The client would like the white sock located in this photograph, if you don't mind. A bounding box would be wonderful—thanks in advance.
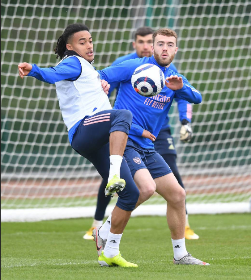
[99,214,112,240]
[104,232,122,258]
[172,238,188,260]
[108,155,123,182]
[91,219,103,229]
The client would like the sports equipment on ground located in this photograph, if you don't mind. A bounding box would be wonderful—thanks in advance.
[92,228,107,257]
[131,64,165,97]
[1,1,250,221]
[105,175,125,197]
[173,253,209,265]
[98,251,138,267]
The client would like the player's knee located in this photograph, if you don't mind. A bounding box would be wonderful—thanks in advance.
[139,182,156,202]
[177,186,186,203]
[111,109,133,135]
[117,186,139,211]
[119,109,133,123]
[170,185,186,206]
[131,187,140,206]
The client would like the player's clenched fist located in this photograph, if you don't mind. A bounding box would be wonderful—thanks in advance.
[18,62,32,78]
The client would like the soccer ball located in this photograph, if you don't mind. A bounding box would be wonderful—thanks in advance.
[131,64,165,97]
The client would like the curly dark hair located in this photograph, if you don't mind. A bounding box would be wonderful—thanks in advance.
[54,23,89,59]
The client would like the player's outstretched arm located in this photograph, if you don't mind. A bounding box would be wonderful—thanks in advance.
[18,62,32,79]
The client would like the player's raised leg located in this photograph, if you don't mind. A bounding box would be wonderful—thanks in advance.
[105,110,134,196]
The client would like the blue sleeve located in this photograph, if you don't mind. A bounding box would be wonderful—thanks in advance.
[175,98,192,123]
[27,56,81,84]
[107,58,120,97]
[99,59,140,84]
[107,53,139,97]
[173,74,202,104]
[108,81,120,98]
[130,123,144,136]
[97,70,120,98]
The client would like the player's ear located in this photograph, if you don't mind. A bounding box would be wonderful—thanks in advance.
[175,47,178,54]
[66,44,73,50]
[132,41,136,50]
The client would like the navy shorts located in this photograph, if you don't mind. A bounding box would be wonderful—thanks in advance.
[71,109,132,157]
[71,109,139,211]
[154,128,177,155]
[124,139,172,179]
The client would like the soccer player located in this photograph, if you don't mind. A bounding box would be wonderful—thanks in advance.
[95,28,209,265]
[18,23,140,268]
[84,26,199,241]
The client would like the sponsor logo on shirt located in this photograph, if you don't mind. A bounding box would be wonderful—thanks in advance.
[144,94,171,110]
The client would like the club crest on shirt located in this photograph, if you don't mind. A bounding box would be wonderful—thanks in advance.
[133,157,141,164]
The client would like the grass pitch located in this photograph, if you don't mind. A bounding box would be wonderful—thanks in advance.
[1,214,251,280]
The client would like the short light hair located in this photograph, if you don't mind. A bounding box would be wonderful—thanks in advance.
[153,28,178,45]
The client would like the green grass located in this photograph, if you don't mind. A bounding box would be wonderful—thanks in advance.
[1,214,251,280]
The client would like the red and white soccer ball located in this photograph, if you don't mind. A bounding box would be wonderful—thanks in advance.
[131,64,165,97]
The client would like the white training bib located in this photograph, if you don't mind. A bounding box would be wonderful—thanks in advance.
[55,56,112,131]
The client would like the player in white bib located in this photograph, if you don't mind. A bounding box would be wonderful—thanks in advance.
[18,23,140,267]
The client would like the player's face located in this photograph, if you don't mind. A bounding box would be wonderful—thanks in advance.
[133,34,153,58]
[153,34,178,67]
[66,31,94,62]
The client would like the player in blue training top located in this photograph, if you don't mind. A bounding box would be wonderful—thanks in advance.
[96,28,210,265]
[18,23,140,268]
[84,27,199,241]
